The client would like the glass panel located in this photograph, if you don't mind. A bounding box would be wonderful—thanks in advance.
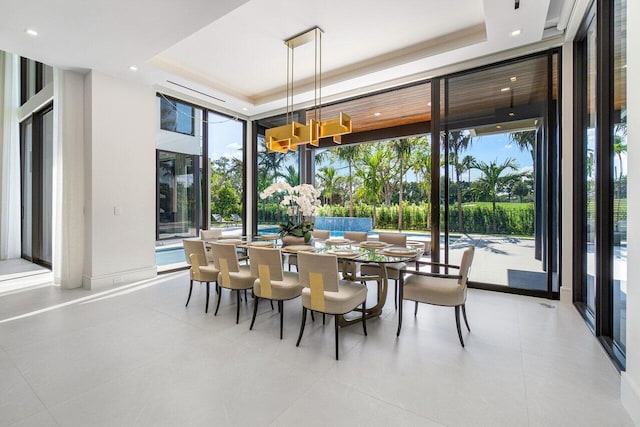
[256,134,299,234]
[156,98,203,240]
[208,111,244,234]
[21,120,33,258]
[584,19,597,314]
[442,55,554,290]
[41,109,53,264]
[157,151,197,239]
[160,98,194,135]
[612,0,627,354]
[43,65,54,87]
[312,136,431,237]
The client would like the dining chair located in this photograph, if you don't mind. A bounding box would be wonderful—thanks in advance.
[397,246,475,347]
[343,231,368,242]
[248,247,302,339]
[200,229,222,261]
[183,239,220,313]
[296,252,367,360]
[210,242,256,324]
[287,229,330,272]
[360,232,408,309]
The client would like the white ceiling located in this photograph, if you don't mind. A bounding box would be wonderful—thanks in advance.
[0,0,569,118]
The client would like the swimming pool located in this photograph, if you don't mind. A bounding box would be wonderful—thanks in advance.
[156,247,186,266]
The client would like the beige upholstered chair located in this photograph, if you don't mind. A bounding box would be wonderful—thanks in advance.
[343,231,368,242]
[397,246,475,347]
[248,247,302,339]
[360,232,408,309]
[183,239,220,313]
[200,229,222,261]
[210,242,256,324]
[296,252,367,360]
[287,229,330,272]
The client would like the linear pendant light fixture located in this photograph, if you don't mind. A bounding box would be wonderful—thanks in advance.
[266,27,352,153]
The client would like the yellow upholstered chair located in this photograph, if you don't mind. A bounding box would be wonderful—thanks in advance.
[200,229,222,261]
[360,232,408,309]
[296,252,367,360]
[248,247,302,339]
[397,246,475,347]
[183,239,220,313]
[210,242,256,324]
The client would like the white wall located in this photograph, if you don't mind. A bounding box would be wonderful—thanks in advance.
[622,0,640,422]
[52,70,85,288]
[82,71,156,289]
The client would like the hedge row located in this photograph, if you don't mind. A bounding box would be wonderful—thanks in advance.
[260,202,535,236]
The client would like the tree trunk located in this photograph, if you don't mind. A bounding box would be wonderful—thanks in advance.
[372,205,377,229]
[348,163,354,217]
[398,161,404,231]
[492,200,497,233]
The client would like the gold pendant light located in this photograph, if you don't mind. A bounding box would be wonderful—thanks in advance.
[266,27,352,153]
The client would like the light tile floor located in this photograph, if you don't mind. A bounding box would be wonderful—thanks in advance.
[0,271,633,427]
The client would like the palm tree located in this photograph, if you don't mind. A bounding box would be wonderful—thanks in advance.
[283,165,299,187]
[316,166,340,204]
[355,150,383,228]
[411,138,431,229]
[472,158,522,232]
[392,138,414,231]
[509,130,536,166]
[336,145,361,217]
[448,131,472,231]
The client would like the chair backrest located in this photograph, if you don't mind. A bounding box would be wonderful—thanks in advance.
[311,229,330,239]
[458,246,475,285]
[200,229,222,240]
[249,247,284,298]
[378,233,406,246]
[298,251,339,293]
[210,242,240,272]
[344,231,368,242]
[183,239,208,266]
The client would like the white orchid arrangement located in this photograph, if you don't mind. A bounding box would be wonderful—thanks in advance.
[260,182,322,242]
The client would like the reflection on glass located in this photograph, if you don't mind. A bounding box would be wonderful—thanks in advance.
[585,20,597,314]
[158,151,197,239]
[208,111,244,231]
[21,120,33,258]
[612,0,627,354]
[160,98,194,135]
[41,109,53,264]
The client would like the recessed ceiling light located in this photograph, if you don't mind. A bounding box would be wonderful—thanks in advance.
[128,65,138,71]
[496,125,502,129]
[25,28,38,37]
[501,87,510,92]
[509,112,515,117]
[511,29,521,37]
[427,102,432,107]
[510,76,517,82]
[373,112,381,116]
[242,107,248,111]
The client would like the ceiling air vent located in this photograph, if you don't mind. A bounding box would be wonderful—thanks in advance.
[166,80,226,103]
[515,0,520,9]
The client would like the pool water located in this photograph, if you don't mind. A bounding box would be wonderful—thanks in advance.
[156,247,186,266]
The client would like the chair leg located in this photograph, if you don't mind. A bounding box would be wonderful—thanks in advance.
[322,313,325,325]
[334,314,340,360]
[394,280,398,310]
[270,300,274,310]
[205,282,210,313]
[414,301,419,316]
[244,289,248,304]
[214,286,223,316]
[397,274,404,336]
[362,301,367,336]
[310,311,315,322]
[279,300,284,340]
[185,279,194,307]
[462,304,470,332]
[455,305,465,347]
[296,307,308,347]
[236,290,241,324]
[250,297,260,330]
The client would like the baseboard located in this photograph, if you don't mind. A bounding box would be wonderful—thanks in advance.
[622,372,640,425]
[560,286,573,303]
[82,266,157,290]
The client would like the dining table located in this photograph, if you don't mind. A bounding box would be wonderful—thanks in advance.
[281,238,422,326]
